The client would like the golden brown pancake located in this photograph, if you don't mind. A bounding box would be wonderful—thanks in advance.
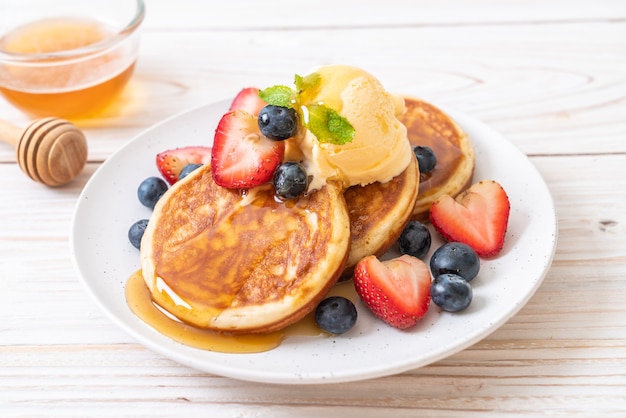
[399,97,475,221]
[343,153,419,276]
[140,164,351,334]
[341,98,473,275]
[139,97,472,333]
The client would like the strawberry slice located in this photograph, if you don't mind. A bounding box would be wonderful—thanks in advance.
[156,146,212,185]
[353,254,431,330]
[429,180,511,257]
[229,87,267,117]
[211,110,285,189]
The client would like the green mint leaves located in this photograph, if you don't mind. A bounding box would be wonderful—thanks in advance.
[295,72,320,93]
[306,105,355,145]
[259,73,355,145]
[258,85,294,108]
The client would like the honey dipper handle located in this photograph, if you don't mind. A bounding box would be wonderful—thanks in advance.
[0,119,22,148]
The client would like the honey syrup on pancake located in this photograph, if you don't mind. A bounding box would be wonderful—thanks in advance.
[147,167,344,325]
[399,97,464,194]
[126,270,358,353]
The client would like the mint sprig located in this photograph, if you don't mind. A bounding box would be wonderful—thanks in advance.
[258,73,355,145]
[258,85,294,108]
[295,72,320,93]
[306,105,355,145]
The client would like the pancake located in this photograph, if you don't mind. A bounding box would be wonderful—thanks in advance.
[343,153,419,275]
[140,164,351,334]
[341,97,472,274]
[399,97,475,221]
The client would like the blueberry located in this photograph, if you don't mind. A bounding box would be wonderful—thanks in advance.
[273,162,308,199]
[128,219,149,249]
[398,220,431,259]
[431,273,473,312]
[179,163,202,180]
[258,105,299,140]
[315,296,357,334]
[137,176,168,209]
[413,145,437,173]
[430,242,480,282]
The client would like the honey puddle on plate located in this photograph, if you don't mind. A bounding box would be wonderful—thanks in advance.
[125,271,358,353]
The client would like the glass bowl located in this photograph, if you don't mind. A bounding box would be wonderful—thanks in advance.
[0,0,145,119]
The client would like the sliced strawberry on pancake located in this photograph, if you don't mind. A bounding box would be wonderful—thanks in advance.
[211,110,284,189]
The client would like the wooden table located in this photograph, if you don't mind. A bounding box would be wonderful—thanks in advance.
[2,1,625,415]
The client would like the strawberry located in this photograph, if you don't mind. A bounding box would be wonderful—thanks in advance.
[229,87,267,116]
[353,254,431,330]
[211,110,285,189]
[429,180,511,257]
[156,146,212,185]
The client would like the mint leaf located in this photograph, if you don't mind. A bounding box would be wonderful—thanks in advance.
[258,85,295,108]
[306,104,355,145]
[259,73,355,145]
[295,72,320,93]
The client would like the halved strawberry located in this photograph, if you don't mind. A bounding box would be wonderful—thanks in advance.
[229,87,267,117]
[353,254,431,330]
[211,110,284,189]
[156,146,212,185]
[429,180,511,257]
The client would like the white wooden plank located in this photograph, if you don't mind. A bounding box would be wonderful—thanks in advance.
[2,1,626,415]
[140,0,626,29]
[3,21,624,163]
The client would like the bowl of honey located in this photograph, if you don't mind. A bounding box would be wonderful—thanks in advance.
[0,0,145,119]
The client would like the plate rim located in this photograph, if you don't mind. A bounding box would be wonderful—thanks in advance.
[71,99,558,384]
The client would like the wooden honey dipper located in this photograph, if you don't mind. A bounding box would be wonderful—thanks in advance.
[0,117,88,186]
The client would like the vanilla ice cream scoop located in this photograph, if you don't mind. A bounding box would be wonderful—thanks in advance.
[297,65,412,189]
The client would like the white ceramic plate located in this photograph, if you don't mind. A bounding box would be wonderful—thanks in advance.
[71,99,557,384]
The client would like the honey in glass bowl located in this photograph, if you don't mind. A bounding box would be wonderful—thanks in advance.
[0,0,145,119]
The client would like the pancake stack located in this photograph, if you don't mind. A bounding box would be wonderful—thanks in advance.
[140,96,474,334]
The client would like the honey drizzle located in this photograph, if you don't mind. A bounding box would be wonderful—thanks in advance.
[125,270,358,353]
[400,97,464,192]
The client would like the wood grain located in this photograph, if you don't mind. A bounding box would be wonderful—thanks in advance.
[1,0,625,415]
